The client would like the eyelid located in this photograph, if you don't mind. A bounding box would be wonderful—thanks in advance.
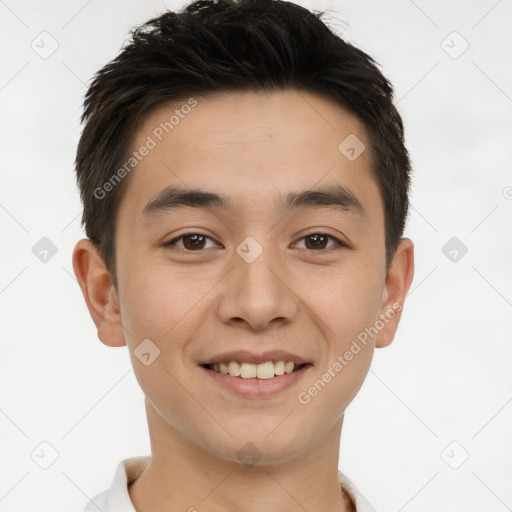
[163,231,347,252]
[292,232,346,251]
[164,231,220,250]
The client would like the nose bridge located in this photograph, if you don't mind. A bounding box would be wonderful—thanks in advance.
[217,234,297,329]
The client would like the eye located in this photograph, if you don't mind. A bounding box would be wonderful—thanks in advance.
[163,233,219,251]
[293,233,345,251]
[163,232,346,252]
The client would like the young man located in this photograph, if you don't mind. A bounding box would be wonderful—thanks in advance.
[72,0,414,510]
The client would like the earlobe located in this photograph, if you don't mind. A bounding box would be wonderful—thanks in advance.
[72,238,127,347]
[375,238,415,349]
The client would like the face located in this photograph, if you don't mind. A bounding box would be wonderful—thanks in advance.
[74,89,414,465]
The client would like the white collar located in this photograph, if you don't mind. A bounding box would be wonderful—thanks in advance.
[83,456,377,512]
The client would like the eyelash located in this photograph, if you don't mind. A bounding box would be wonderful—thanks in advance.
[163,232,346,253]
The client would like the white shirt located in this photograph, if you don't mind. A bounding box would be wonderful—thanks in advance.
[83,456,377,512]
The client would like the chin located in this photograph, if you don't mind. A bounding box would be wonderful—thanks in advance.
[203,426,308,466]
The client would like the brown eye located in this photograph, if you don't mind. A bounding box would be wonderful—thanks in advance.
[294,233,344,251]
[163,232,345,253]
[164,234,217,251]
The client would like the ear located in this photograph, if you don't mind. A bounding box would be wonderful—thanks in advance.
[375,237,414,349]
[72,238,126,347]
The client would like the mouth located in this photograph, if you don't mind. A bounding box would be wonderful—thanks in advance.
[201,361,312,379]
[200,360,313,398]
[197,350,313,398]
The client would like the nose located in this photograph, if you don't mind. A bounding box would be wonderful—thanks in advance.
[216,239,299,331]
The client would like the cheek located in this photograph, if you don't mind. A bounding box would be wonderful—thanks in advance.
[120,255,207,340]
[295,275,380,417]
[303,262,382,340]
[119,265,205,417]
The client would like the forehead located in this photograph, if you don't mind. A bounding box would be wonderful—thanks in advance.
[118,89,382,224]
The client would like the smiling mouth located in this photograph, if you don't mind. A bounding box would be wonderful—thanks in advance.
[201,361,312,379]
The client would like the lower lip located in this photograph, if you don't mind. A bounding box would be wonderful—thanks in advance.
[200,365,312,399]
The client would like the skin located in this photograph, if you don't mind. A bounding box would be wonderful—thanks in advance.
[73,89,414,512]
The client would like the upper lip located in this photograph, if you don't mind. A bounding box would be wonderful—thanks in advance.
[199,349,311,366]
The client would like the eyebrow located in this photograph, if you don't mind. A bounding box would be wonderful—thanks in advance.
[141,183,365,221]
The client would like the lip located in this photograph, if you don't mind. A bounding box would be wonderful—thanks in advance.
[200,363,312,399]
[198,349,310,366]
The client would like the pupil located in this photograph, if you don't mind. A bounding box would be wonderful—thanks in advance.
[185,235,204,250]
[307,234,326,249]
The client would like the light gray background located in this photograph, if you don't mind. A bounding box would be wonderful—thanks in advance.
[1,1,511,511]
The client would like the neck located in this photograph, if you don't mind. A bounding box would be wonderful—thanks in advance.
[128,398,355,512]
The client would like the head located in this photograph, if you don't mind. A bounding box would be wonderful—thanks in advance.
[73,0,414,465]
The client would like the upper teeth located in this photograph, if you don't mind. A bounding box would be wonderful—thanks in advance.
[211,361,297,379]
